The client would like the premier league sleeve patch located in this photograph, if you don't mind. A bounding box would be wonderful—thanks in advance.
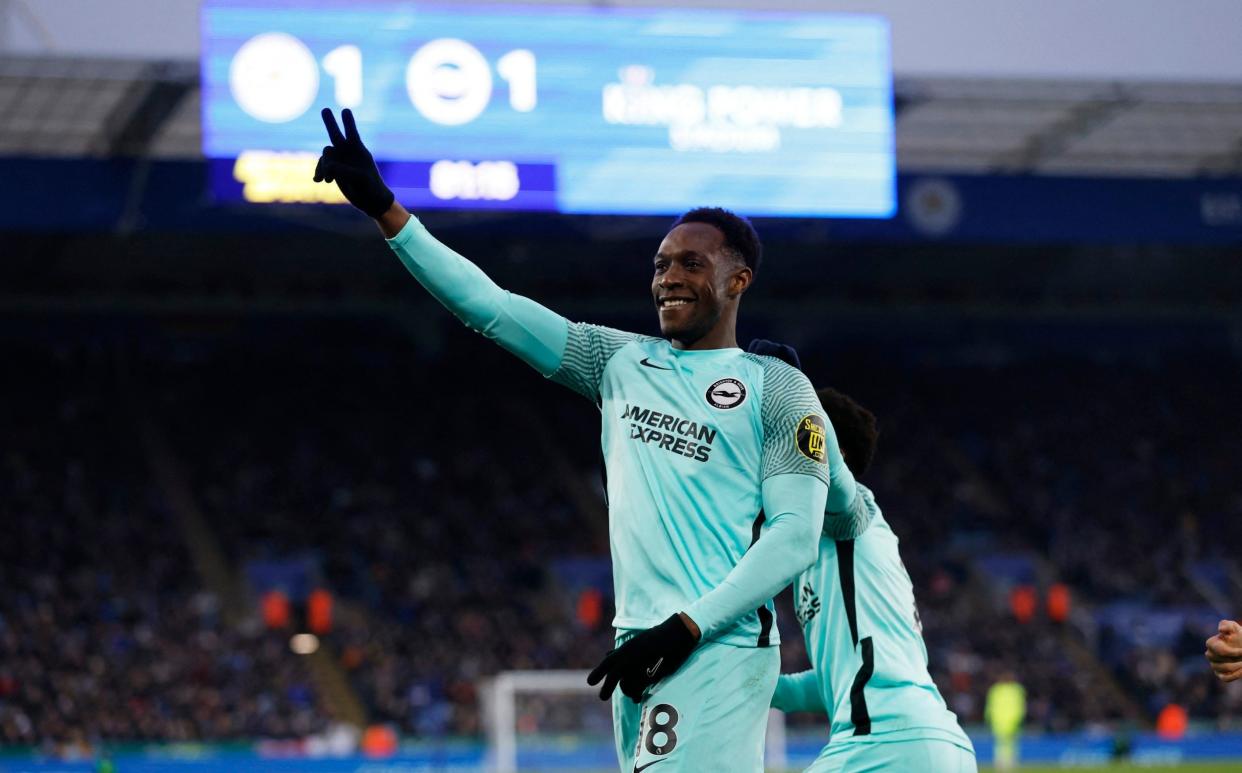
[796,414,827,463]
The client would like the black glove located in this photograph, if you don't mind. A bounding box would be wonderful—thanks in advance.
[313,107,395,218]
[747,338,802,371]
[588,614,698,703]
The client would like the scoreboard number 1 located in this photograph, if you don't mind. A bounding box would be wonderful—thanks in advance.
[406,40,537,125]
[321,44,363,108]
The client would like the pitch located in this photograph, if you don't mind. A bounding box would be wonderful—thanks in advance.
[881,766,1230,773]
[573,765,1242,773]
[975,766,1242,773]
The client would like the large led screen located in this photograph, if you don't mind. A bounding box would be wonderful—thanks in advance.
[203,1,894,217]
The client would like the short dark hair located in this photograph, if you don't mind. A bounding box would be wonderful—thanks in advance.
[671,207,762,274]
[816,387,879,477]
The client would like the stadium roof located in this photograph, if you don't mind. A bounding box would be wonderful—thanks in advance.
[1,55,1241,177]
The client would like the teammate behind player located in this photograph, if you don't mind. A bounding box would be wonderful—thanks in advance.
[762,378,976,771]
[313,110,871,772]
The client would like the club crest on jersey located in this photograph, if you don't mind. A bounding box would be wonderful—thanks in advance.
[705,378,747,409]
[797,414,827,463]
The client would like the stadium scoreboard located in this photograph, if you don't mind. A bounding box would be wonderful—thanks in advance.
[202,0,895,218]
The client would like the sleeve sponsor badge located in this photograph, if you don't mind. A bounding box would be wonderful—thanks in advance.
[796,414,827,464]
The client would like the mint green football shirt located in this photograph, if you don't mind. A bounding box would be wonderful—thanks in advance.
[386,216,849,649]
[779,484,973,749]
[552,324,831,647]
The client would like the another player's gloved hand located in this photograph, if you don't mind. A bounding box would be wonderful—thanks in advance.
[587,614,698,703]
[313,107,395,218]
[748,338,802,371]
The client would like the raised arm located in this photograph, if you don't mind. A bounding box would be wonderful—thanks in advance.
[384,207,569,376]
[375,201,411,238]
[313,108,567,376]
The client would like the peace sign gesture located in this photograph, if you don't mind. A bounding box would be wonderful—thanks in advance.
[313,108,395,218]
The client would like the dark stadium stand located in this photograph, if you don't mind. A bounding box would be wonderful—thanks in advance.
[7,310,1238,752]
[142,321,614,737]
[0,341,331,752]
[4,3,1242,769]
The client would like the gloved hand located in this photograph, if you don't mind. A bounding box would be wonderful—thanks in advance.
[313,107,395,218]
[588,614,698,703]
[747,338,802,371]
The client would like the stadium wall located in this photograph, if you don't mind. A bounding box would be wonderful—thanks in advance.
[4,0,1242,82]
[2,158,1240,244]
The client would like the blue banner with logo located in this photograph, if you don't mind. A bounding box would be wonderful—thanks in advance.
[0,157,1238,244]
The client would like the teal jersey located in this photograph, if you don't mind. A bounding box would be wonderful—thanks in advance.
[785,484,971,748]
[552,325,830,647]
[385,218,843,651]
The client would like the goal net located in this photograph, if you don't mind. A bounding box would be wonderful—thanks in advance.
[481,670,787,773]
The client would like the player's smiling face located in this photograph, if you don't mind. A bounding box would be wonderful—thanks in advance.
[652,223,751,347]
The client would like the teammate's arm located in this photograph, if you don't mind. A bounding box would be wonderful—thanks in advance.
[823,471,875,541]
[771,670,828,714]
[314,108,568,376]
[747,339,872,540]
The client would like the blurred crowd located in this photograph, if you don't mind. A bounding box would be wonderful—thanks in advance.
[0,343,329,753]
[789,351,1242,732]
[4,322,1241,748]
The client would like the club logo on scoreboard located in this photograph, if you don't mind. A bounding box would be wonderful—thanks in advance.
[796,414,827,464]
[706,378,747,409]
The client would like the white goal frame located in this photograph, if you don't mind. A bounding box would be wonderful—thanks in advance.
[482,670,786,773]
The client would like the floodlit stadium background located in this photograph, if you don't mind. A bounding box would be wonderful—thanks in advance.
[3,0,1242,771]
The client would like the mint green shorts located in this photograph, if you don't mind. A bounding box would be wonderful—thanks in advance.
[806,738,977,773]
[612,639,779,773]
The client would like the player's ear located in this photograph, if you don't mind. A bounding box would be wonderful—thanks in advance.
[727,265,753,298]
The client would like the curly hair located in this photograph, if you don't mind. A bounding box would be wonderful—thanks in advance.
[816,387,879,478]
[671,207,762,275]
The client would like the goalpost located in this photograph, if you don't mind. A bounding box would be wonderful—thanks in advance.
[482,670,787,773]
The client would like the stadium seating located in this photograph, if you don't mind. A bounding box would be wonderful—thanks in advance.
[4,324,1241,746]
[0,342,329,751]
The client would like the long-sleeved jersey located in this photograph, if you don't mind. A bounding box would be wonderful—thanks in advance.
[386,216,868,645]
[773,484,972,748]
